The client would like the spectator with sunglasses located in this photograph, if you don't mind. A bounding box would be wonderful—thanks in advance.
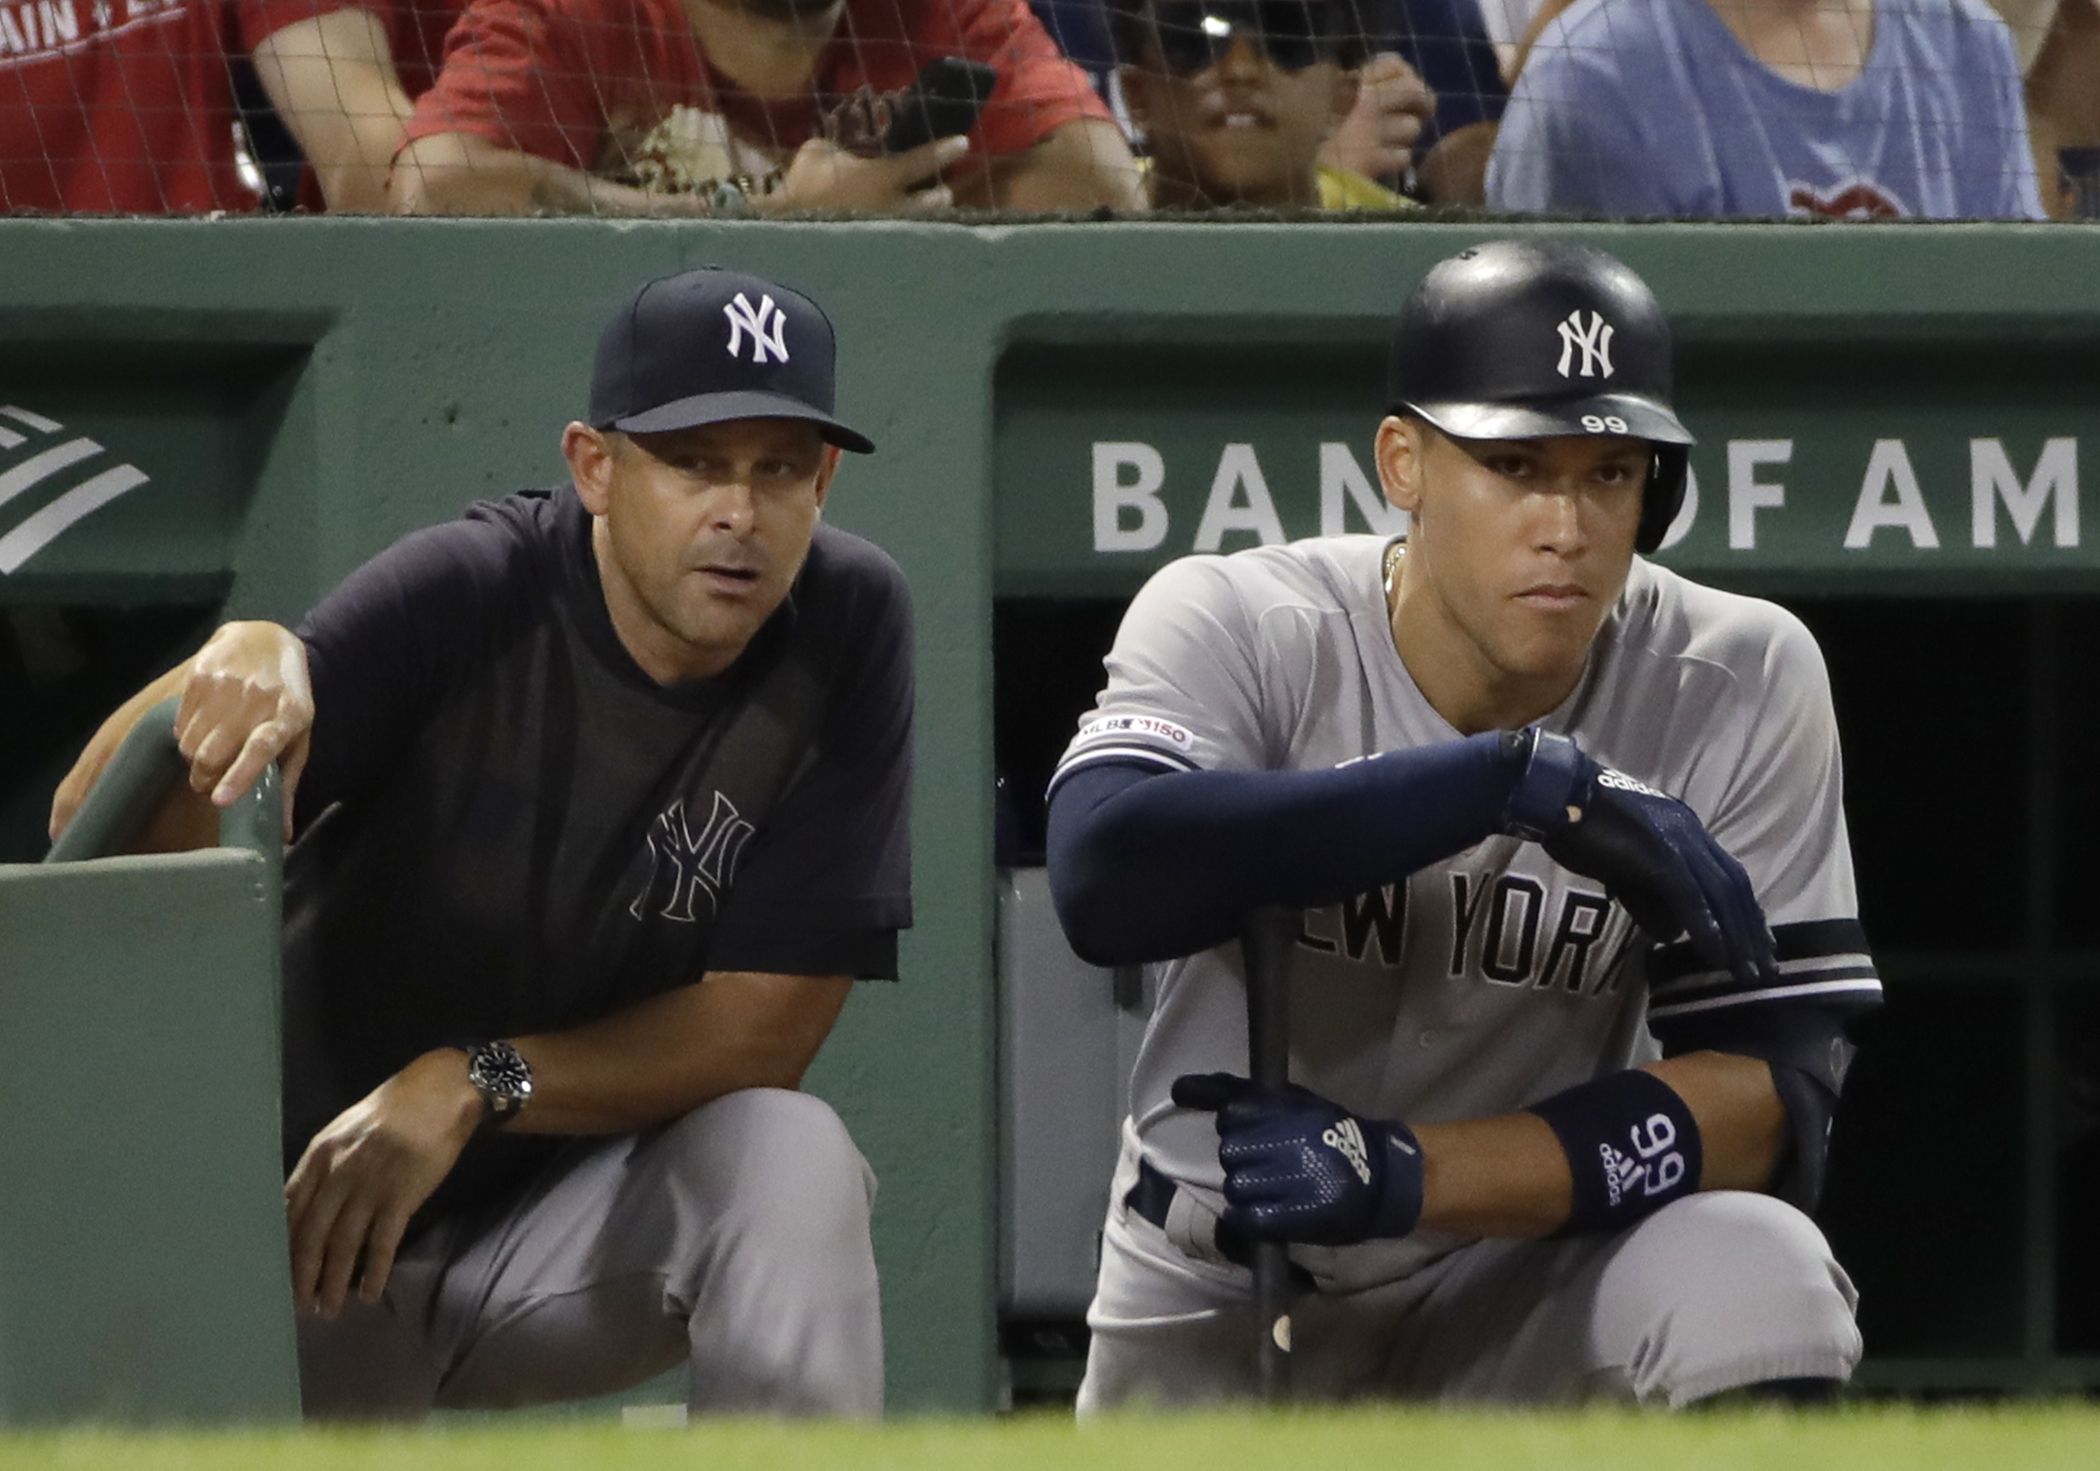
[1109,0,1418,207]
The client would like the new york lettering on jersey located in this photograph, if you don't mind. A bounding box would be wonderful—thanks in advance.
[1292,863,1637,997]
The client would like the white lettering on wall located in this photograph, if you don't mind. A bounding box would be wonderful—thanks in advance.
[1193,443,1285,552]
[1654,464,1698,551]
[1317,442,1406,537]
[1727,440,1791,550]
[1971,437,2078,549]
[1091,441,1167,552]
[1845,439,1941,550]
[1081,432,2087,561]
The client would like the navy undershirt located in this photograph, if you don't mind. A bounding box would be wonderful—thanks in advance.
[1046,732,1523,965]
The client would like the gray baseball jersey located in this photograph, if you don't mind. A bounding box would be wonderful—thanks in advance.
[1050,534,1881,1293]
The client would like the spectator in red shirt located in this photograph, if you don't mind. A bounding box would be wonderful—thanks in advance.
[0,0,421,212]
[250,0,466,209]
[250,4,429,209]
[388,0,1144,213]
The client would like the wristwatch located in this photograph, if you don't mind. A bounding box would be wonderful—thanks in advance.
[465,1040,534,1125]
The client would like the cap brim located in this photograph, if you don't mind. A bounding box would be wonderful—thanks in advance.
[1405,393,1693,447]
[607,388,876,454]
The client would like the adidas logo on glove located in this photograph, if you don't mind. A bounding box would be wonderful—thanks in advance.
[1596,768,1666,800]
[1322,1118,1374,1186]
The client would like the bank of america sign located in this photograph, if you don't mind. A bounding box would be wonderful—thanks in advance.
[0,404,150,575]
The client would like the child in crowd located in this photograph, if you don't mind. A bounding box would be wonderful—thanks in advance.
[1108,0,1418,208]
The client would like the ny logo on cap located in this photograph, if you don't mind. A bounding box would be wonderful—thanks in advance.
[1555,310,1614,380]
[723,292,790,364]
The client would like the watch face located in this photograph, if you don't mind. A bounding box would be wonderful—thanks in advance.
[470,1042,534,1115]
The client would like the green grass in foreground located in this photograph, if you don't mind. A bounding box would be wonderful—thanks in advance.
[6,1404,2100,1471]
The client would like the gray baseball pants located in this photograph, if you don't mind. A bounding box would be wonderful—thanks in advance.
[296,1087,883,1420]
[1080,1144,1861,1409]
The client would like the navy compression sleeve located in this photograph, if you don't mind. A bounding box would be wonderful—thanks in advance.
[1046,732,1523,965]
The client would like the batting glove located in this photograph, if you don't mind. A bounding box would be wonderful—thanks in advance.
[1172,1073,1424,1246]
[1503,727,1779,990]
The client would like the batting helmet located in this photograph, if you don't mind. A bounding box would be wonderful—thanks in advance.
[1388,240,1693,554]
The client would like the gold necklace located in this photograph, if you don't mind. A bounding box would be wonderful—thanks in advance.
[1382,540,1406,610]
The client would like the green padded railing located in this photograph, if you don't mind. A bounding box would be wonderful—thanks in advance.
[43,696,283,865]
[1,697,298,1423]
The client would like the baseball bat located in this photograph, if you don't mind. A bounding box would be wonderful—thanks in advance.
[1241,904,1295,1402]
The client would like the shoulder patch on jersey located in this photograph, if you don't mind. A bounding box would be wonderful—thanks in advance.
[1072,714,1197,752]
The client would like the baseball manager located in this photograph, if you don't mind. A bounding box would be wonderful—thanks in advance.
[1047,240,1877,1408]
[51,267,912,1419]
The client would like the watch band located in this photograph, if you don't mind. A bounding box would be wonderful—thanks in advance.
[465,1039,534,1125]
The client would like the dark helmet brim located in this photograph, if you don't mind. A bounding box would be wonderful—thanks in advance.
[1401,392,1694,447]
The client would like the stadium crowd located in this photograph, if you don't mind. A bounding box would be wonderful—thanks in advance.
[0,0,2091,217]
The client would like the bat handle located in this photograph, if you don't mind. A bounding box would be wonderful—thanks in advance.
[1242,905,1295,1402]
[1252,1241,1291,1401]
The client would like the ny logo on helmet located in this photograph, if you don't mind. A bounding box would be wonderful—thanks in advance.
[1555,310,1615,380]
[723,293,790,364]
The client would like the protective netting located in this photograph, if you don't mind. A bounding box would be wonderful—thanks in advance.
[0,0,2091,217]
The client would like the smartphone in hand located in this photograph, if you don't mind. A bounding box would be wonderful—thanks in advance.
[883,57,999,154]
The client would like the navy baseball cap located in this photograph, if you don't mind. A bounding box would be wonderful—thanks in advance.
[590,267,875,454]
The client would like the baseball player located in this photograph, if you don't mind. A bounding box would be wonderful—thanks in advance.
[50,268,911,1420]
[1046,240,1878,1408]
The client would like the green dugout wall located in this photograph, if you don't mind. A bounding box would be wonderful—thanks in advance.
[1,217,2098,1412]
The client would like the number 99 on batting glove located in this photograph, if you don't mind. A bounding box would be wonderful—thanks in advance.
[1172,1073,1424,1246]
[1503,728,1778,991]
